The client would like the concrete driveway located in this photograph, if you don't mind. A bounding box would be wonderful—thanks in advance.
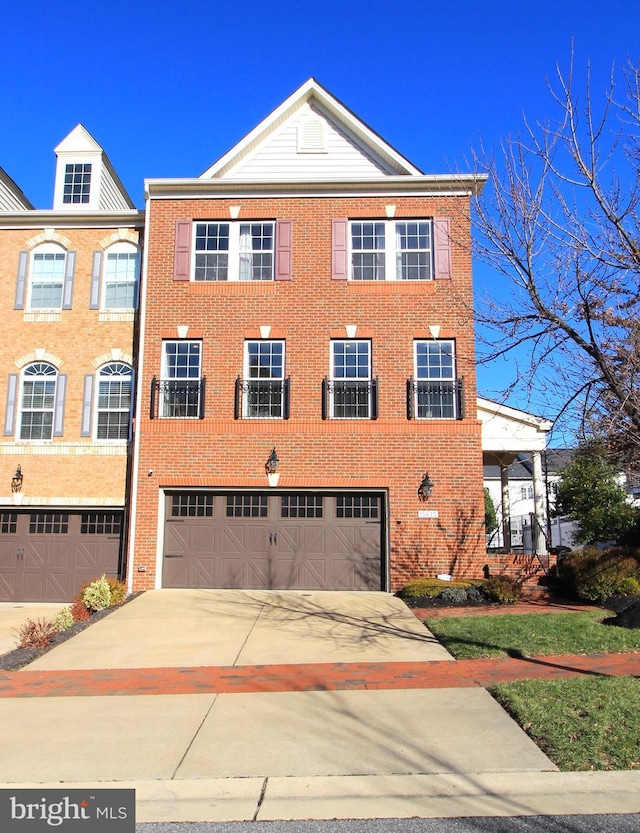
[0,601,62,655]
[0,589,573,821]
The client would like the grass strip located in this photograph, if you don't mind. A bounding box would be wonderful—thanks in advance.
[490,676,640,771]
[425,610,640,659]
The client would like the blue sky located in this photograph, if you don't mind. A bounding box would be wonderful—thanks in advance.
[2,0,638,435]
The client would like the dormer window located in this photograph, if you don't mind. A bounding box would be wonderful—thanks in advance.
[63,163,91,204]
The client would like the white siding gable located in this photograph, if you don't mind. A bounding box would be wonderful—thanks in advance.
[0,168,33,211]
[221,103,397,181]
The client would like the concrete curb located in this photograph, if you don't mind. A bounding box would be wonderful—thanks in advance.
[2,772,640,822]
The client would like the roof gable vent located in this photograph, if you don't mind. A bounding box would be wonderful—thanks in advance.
[298,117,327,153]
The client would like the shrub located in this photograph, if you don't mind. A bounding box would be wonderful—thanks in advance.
[17,618,57,649]
[399,577,477,598]
[440,587,468,604]
[105,577,127,606]
[618,576,640,596]
[483,576,522,604]
[558,546,640,602]
[51,606,74,632]
[465,584,486,603]
[70,600,90,622]
[82,574,112,612]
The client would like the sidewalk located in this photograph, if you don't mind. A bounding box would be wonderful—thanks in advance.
[0,589,638,822]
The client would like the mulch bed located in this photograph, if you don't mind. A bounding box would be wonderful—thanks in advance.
[0,593,142,672]
[601,594,640,629]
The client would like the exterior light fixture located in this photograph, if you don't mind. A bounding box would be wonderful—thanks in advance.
[265,448,280,475]
[417,472,434,502]
[265,448,280,487]
[11,465,23,494]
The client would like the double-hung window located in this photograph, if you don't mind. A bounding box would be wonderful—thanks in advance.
[349,220,433,281]
[96,363,133,439]
[154,341,204,418]
[194,222,274,281]
[237,340,289,418]
[325,340,377,419]
[29,246,66,309]
[103,244,140,309]
[411,340,459,419]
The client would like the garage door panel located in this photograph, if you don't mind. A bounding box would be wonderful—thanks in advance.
[0,511,123,602]
[163,492,383,592]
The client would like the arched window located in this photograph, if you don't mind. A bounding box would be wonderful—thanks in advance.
[102,242,140,309]
[20,363,58,440]
[96,363,133,440]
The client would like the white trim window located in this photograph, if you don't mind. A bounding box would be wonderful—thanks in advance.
[103,243,140,309]
[28,244,66,309]
[20,363,57,440]
[194,221,274,281]
[413,340,457,418]
[96,363,133,440]
[62,163,91,205]
[350,220,433,281]
[242,340,286,418]
[159,341,203,418]
[329,340,375,419]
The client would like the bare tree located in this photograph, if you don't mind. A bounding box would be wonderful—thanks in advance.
[471,54,640,459]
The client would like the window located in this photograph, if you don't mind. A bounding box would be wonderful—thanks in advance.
[237,340,289,418]
[1,513,17,534]
[336,495,380,518]
[81,512,122,534]
[152,341,204,418]
[349,220,432,281]
[324,340,377,419]
[410,340,459,419]
[103,244,139,309]
[226,494,268,518]
[63,163,91,204]
[96,363,132,440]
[194,222,274,281]
[20,363,57,440]
[29,513,69,534]
[281,494,323,518]
[171,494,213,517]
[29,246,65,309]
[520,485,534,500]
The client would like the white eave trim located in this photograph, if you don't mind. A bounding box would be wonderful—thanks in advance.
[477,396,554,433]
[145,174,487,200]
[0,209,145,229]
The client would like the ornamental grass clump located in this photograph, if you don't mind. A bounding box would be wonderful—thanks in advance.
[17,618,57,649]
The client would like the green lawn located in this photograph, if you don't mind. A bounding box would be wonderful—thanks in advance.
[424,609,640,771]
[425,610,640,659]
[491,677,640,770]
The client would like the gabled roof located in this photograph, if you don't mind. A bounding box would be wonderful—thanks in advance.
[200,77,425,181]
[0,167,34,211]
[53,124,135,211]
[478,397,553,454]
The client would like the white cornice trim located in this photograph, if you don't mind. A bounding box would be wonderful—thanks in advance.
[0,210,145,230]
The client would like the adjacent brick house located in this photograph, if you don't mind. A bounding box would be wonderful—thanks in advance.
[0,127,143,601]
[128,79,488,593]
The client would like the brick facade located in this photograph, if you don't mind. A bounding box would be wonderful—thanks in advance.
[130,191,486,592]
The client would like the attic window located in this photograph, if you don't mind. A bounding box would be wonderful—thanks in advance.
[298,118,326,153]
[63,163,91,204]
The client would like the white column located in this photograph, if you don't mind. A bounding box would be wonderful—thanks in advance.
[500,462,511,551]
[532,450,547,556]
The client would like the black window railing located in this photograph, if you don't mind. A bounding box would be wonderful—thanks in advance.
[150,377,206,419]
[322,378,378,419]
[235,378,290,419]
[406,377,465,420]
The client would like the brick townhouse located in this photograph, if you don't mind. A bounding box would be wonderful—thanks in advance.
[0,127,143,601]
[127,79,488,593]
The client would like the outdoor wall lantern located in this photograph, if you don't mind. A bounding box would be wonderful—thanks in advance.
[417,472,434,501]
[265,448,280,487]
[11,465,23,494]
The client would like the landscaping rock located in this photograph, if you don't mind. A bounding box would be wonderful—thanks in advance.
[603,599,640,629]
